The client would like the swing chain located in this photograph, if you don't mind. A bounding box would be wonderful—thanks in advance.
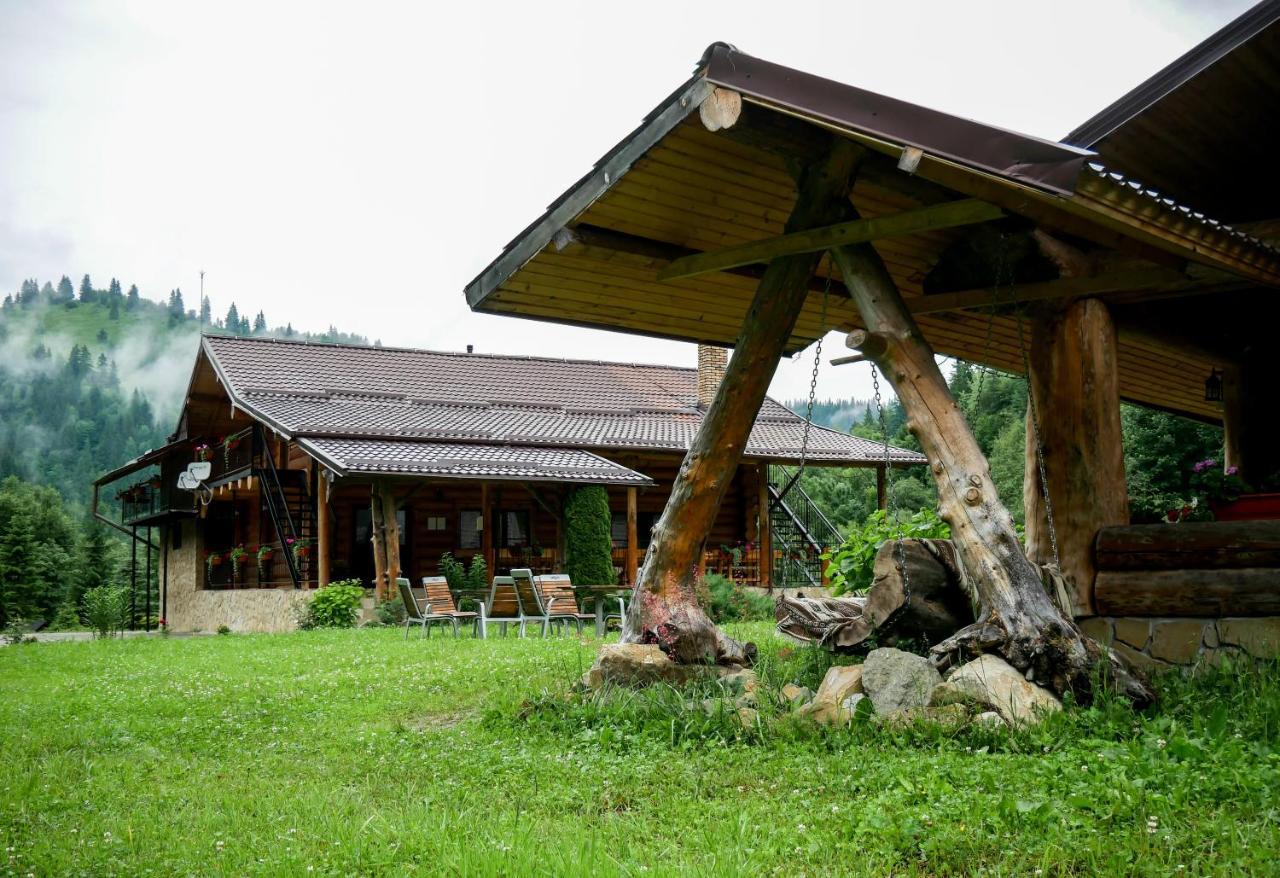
[870,361,911,616]
[795,271,831,482]
[1015,305,1060,570]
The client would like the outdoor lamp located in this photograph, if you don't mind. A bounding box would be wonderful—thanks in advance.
[1204,368,1224,402]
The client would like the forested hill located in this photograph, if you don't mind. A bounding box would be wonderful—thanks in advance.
[781,397,872,433]
[0,275,368,511]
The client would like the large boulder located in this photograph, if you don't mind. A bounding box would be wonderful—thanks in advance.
[862,647,942,715]
[583,644,745,691]
[930,654,1061,725]
[794,665,867,726]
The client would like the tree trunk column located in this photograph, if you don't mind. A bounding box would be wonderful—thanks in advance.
[625,487,639,586]
[756,464,772,588]
[316,471,331,588]
[1023,298,1127,618]
[1224,356,1280,488]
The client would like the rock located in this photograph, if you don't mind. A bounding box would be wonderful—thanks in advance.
[862,648,941,716]
[587,643,723,690]
[1218,618,1280,659]
[1110,640,1167,675]
[735,707,759,729]
[780,683,813,708]
[974,710,1006,728]
[1114,618,1152,651]
[1148,620,1207,664]
[877,703,969,731]
[814,665,864,705]
[717,668,759,697]
[797,694,867,726]
[934,654,1061,726]
[1077,616,1112,644]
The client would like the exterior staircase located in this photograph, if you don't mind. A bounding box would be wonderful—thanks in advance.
[256,430,315,588]
[767,464,843,590]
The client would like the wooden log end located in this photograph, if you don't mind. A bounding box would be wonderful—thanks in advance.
[699,88,742,132]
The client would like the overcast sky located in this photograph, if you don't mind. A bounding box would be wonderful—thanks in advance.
[0,0,1252,404]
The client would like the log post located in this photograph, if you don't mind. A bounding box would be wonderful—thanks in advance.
[756,464,772,588]
[829,234,1153,704]
[316,470,331,588]
[378,481,402,595]
[876,465,887,511]
[480,482,495,577]
[369,484,387,598]
[1223,356,1280,488]
[620,137,865,665]
[1023,298,1128,617]
[625,487,639,586]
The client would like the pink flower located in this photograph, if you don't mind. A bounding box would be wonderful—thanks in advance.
[1226,466,1239,476]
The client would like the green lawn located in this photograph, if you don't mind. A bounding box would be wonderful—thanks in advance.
[2,625,1278,876]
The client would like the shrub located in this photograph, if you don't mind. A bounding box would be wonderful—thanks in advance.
[296,580,365,629]
[823,508,951,596]
[82,585,129,639]
[701,573,775,623]
[216,624,232,635]
[375,597,406,626]
[563,486,616,586]
[48,600,82,631]
[439,552,466,591]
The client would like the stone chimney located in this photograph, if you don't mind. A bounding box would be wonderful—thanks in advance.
[696,344,728,409]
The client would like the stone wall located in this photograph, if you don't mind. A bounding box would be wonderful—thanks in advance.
[163,519,310,634]
[1079,615,1280,671]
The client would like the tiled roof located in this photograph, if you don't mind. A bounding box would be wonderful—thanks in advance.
[299,438,653,485]
[203,335,926,465]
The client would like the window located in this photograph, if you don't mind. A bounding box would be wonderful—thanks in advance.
[611,512,657,549]
[459,509,483,549]
[354,508,407,547]
[425,515,446,531]
[497,510,530,548]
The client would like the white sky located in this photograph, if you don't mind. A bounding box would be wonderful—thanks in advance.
[0,0,1251,404]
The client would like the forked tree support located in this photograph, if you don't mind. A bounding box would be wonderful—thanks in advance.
[829,232,1154,705]
[621,137,866,665]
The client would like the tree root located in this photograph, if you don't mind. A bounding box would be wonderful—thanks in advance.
[624,588,756,667]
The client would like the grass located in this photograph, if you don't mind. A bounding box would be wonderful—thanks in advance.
[2,624,1278,876]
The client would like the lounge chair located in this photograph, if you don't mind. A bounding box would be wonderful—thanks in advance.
[420,576,482,637]
[604,590,630,633]
[398,577,459,639]
[509,568,551,637]
[484,576,523,638]
[533,573,595,635]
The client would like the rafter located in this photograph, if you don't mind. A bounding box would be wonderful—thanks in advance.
[657,199,1003,282]
[907,268,1188,315]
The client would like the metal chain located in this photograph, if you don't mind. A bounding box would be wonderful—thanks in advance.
[1015,305,1060,569]
[794,270,832,481]
[870,362,911,622]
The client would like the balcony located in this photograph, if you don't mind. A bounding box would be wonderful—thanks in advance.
[117,477,195,527]
[196,428,255,486]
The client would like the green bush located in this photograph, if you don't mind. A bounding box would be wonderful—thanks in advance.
[563,486,616,586]
[701,573,775,623]
[82,585,129,639]
[823,508,951,596]
[440,553,488,594]
[48,600,82,631]
[375,596,406,626]
[296,580,365,629]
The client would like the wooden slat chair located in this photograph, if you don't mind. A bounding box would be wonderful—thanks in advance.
[420,576,481,638]
[398,577,459,639]
[509,568,551,637]
[485,576,523,638]
[534,573,596,635]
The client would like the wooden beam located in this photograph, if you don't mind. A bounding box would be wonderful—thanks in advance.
[658,199,1003,281]
[480,482,494,578]
[757,465,772,588]
[316,471,331,587]
[876,466,887,511]
[625,487,639,587]
[907,268,1186,315]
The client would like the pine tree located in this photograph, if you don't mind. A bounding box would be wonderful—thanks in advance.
[225,303,241,334]
[126,284,140,310]
[253,311,267,334]
[18,279,39,307]
[199,296,211,324]
[79,274,94,303]
[57,275,74,303]
[1,294,12,311]
[108,278,122,300]
[240,316,251,335]
[97,329,110,344]
[40,281,54,301]
[0,510,39,626]
[74,521,114,609]
[109,297,120,320]
[167,289,185,324]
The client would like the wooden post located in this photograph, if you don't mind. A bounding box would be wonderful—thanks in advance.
[830,235,1153,704]
[379,482,402,596]
[625,487,639,586]
[1023,298,1128,617]
[876,465,887,511]
[480,482,495,577]
[757,465,772,589]
[1223,358,1280,488]
[620,137,865,665]
[369,484,387,598]
[316,470,331,588]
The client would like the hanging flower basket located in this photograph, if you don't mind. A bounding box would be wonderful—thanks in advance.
[206,552,224,583]
[194,443,211,462]
[288,538,313,564]
[223,435,243,469]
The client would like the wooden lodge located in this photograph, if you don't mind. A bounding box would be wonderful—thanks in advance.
[463,11,1280,668]
[93,335,922,633]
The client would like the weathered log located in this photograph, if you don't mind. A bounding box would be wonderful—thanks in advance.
[621,136,865,666]
[830,230,1155,706]
[1024,297,1128,616]
[775,539,974,651]
[1095,568,1280,617]
[1097,521,1280,571]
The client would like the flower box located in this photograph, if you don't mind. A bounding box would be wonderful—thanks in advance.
[1212,493,1280,522]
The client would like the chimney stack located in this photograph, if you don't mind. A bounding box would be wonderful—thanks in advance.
[466,344,474,354]
[696,344,728,409]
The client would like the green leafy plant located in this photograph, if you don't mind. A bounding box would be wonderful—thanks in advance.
[823,508,951,596]
[228,545,249,580]
[48,600,82,631]
[216,624,232,635]
[295,580,364,630]
[439,552,466,591]
[82,585,129,639]
[375,597,406,626]
[205,551,224,583]
[563,486,616,585]
[700,573,774,623]
[464,555,488,593]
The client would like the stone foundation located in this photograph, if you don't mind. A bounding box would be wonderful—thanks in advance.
[1079,615,1280,671]
[162,519,311,634]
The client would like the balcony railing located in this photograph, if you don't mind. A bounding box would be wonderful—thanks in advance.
[117,479,194,525]
[198,427,255,485]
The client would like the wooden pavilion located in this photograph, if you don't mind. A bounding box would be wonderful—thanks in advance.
[467,11,1280,668]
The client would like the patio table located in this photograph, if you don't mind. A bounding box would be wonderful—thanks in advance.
[573,584,634,637]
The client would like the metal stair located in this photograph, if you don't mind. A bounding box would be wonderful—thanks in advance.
[767,464,843,589]
[255,428,315,588]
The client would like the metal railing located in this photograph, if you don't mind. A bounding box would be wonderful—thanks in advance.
[767,464,844,589]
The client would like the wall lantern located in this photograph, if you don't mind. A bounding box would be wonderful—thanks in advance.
[1204,368,1224,403]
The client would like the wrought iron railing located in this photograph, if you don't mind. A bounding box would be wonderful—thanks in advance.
[767,464,844,589]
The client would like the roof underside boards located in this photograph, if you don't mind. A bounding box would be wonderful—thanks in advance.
[202,335,926,466]
[298,437,654,486]
[1065,2,1280,224]
[464,44,1280,426]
